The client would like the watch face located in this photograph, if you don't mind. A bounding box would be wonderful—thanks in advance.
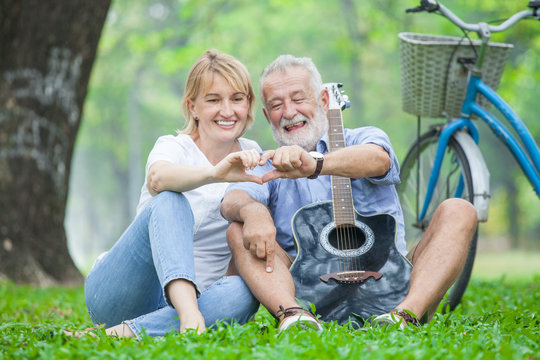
[309,151,324,159]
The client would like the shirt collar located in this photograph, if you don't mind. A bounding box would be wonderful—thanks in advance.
[317,131,330,153]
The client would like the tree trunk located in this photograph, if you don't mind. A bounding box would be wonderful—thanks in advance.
[0,0,111,285]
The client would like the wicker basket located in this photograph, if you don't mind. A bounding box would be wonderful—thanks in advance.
[399,32,513,118]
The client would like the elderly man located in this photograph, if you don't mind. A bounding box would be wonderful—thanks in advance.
[220,54,477,330]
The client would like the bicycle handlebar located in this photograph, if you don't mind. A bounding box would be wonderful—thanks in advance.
[406,0,439,14]
[406,0,539,35]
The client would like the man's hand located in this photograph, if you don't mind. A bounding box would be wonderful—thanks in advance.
[214,149,263,184]
[241,207,278,272]
[259,145,316,183]
[221,190,279,272]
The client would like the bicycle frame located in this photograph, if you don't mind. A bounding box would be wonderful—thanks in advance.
[419,74,540,221]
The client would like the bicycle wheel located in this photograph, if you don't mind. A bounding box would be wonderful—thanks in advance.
[398,127,478,312]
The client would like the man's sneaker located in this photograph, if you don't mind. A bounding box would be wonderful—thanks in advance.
[276,306,323,332]
[372,309,420,329]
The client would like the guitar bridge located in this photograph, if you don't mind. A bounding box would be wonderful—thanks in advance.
[320,270,383,284]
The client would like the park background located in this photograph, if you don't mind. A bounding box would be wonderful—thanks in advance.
[1,1,539,358]
[64,0,540,276]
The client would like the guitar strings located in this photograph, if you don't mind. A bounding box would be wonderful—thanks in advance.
[335,176,361,273]
[332,177,343,273]
[329,109,362,275]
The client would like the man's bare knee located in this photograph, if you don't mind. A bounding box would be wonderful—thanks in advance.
[435,199,478,250]
[438,198,477,225]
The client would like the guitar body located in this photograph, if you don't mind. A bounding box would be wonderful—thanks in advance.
[289,201,412,326]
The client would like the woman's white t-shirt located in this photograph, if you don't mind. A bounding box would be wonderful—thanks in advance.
[136,134,262,293]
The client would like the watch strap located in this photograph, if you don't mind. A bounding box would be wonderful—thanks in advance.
[307,156,324,179]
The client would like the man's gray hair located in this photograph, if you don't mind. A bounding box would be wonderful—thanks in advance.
[259,55,323,108]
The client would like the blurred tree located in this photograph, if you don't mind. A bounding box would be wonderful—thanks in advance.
[0,0,111,284]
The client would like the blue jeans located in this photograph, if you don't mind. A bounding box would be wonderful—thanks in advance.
[84,191,259,338]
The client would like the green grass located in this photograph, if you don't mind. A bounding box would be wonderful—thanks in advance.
[1,275,538,360]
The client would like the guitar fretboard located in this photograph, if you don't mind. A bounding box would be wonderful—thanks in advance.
[328,109,355,226]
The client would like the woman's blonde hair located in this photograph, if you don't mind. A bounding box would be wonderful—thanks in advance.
[180,50,255,137]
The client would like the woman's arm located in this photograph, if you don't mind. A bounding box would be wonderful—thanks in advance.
[147,149,263,196]
[147,160,214,196]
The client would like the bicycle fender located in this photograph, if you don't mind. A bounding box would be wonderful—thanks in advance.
[453,131,490,222]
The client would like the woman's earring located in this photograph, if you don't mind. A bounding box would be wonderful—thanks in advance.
[194,116,199,121]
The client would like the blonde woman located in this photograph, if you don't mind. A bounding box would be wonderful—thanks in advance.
[84,50,262,338]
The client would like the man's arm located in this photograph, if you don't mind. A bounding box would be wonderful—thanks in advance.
[322,144,391,178]
[260,143,391,182]
[220,189,277,272]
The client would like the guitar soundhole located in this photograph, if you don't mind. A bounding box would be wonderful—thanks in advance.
[319,220,375,257]
[329,224,365,250]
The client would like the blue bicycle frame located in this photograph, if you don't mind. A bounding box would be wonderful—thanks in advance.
[419,74,540,221]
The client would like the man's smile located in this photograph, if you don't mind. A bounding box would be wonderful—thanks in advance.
[284,120,307,132]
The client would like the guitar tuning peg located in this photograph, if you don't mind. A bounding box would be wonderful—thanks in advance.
[343,95,351,109]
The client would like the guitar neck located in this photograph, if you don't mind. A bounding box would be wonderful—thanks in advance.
[327,109,355,226]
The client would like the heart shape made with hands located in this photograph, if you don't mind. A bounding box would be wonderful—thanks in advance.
[259,146,316,183]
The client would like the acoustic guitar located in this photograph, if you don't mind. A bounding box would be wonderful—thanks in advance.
[289,83,412,326]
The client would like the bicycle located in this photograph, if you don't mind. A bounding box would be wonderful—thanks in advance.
[397,0,540,311]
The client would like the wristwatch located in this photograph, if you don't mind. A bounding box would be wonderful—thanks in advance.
[307,151,324,179]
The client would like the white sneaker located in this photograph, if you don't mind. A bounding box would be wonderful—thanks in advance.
[277,306,323,332]
[372,309,420,329]
[372,313,406,329]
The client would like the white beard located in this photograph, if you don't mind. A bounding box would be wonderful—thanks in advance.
[271,105,329,151]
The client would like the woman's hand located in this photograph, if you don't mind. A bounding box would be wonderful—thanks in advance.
[213,149,263,184]
[167,279,206,335]
[180,309,206,334]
